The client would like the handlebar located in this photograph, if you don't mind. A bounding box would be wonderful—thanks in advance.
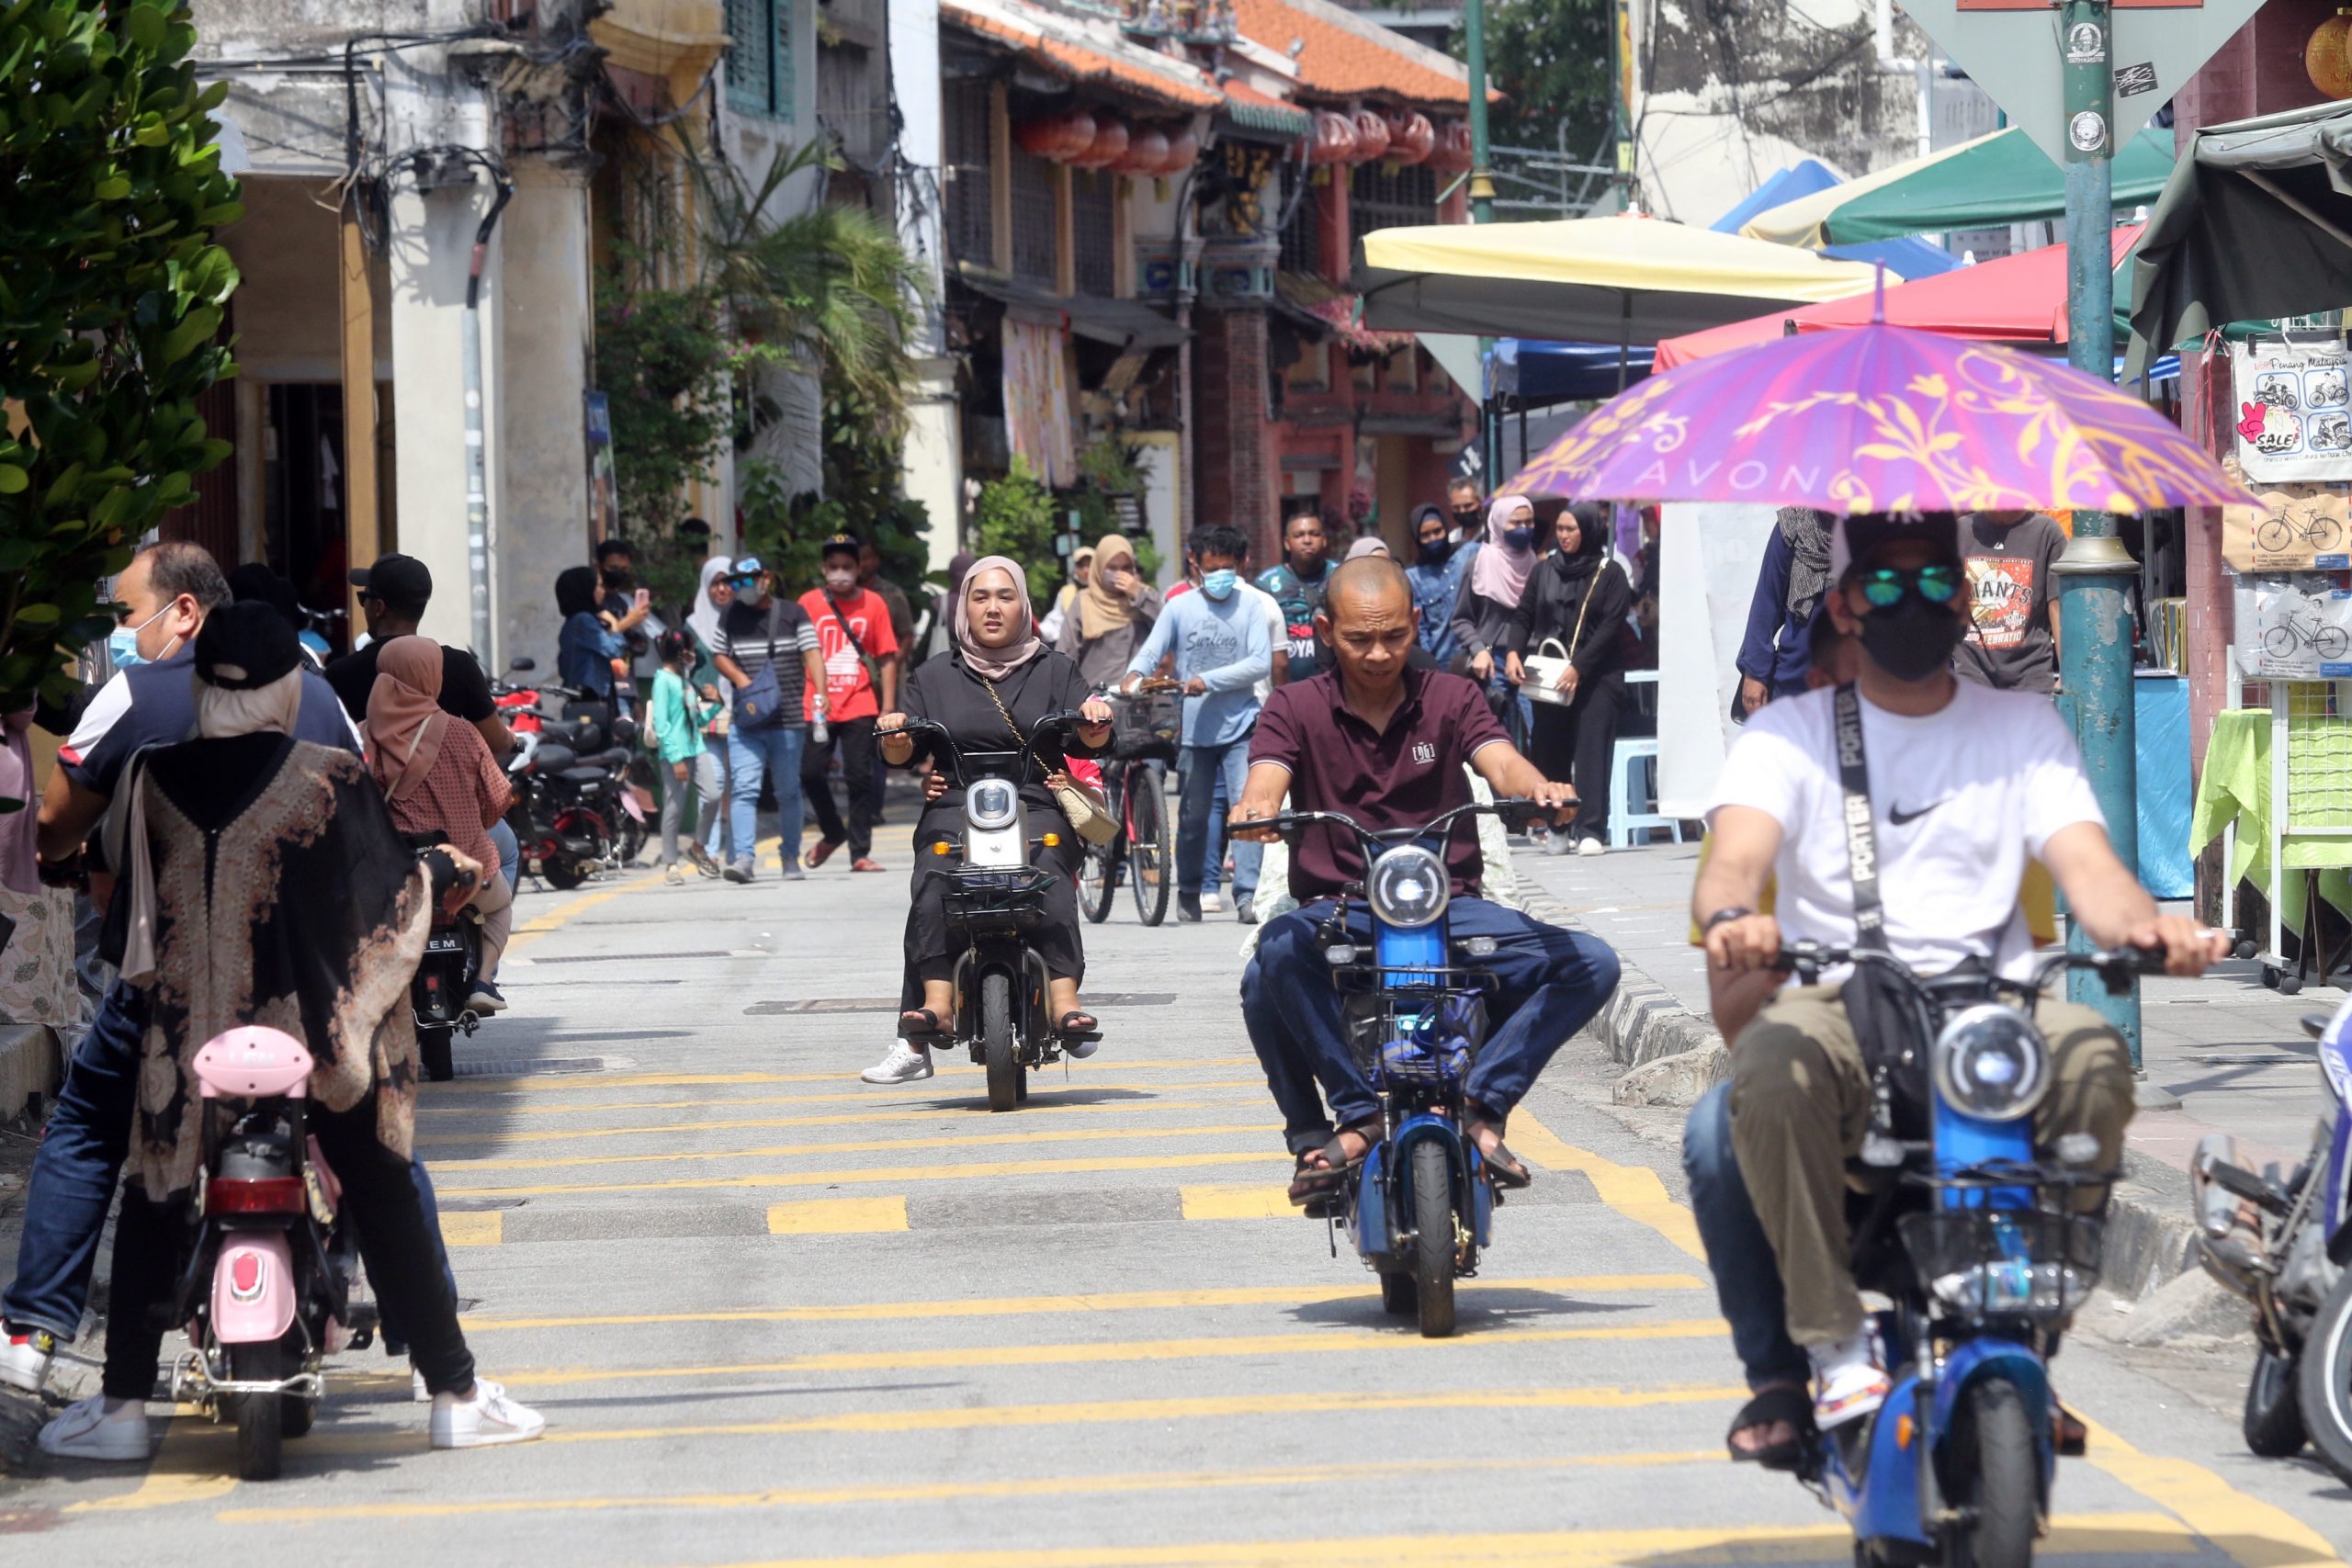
[1253,798,1542,849]
[878,709,1101,792]
[1771,942,2174,996]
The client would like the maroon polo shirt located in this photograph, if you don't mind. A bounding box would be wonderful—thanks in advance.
[1248,666,1510,902]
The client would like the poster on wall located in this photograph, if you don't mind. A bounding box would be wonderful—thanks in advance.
[2233,341,2352,485]
[2219,455,2352,572]
[2244,576,2352,682]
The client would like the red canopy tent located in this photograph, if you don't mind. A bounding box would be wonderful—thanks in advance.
[1650,225,2143,369]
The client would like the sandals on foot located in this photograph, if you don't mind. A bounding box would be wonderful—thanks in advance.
[1727,1385,1815,1472]
[1286,1127,1376,1205]
[1053,1010,1102,1042]
[1466,1117,1533,1189]
[899,1009,950,1042]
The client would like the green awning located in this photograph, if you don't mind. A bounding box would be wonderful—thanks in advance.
[1741,126,2177,248]
[2126,102,2352,378]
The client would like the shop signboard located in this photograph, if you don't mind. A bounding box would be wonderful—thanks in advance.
[2245,578,2352,682]
[1893,0,2268,164]
[2233,340,2352,485]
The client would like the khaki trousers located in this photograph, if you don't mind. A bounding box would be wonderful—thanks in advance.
[1725,982,2132,1347]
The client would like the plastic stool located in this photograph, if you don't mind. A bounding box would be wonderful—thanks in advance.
[1608,737,1683,849]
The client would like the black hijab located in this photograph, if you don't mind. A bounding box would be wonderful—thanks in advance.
[556,565,600,619]
[1551,502,1610,583]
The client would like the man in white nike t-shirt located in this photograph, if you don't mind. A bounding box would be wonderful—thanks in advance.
[1690,513,2227,1432]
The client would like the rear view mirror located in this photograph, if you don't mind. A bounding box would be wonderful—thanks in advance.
[508,656,537,672]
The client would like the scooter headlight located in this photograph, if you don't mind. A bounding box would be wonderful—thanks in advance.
[1931,1004,2050,1122]
[966,780,1018,831]
[1366,845,1449,929]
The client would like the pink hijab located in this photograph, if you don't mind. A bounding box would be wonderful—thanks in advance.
[953,557,1046,682]
[366,637,448,801]
[1467,493,1538,609]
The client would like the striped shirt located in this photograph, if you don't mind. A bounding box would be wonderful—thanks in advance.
[716,598,819,720]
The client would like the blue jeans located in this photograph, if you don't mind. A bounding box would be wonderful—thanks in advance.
[490,817,520,892]
[1684,1081,1808,1392]
[1239,897,1621,1155]
[727,725,807,871]
[1179,738,1259,902]
[2,983,458,1342]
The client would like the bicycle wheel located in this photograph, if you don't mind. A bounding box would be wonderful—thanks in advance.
[2319,625,2350,661]
[2266,624,2302,661]
[1079,840,1115,923]
[2257,518,2295,555]
[1127,763,1173,926]
[2310,513,2346,555]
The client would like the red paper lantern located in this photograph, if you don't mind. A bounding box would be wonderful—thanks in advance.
[1423,118,1473,172]
[1111,125,1170,175]
[1057,108,1098,162]
[1070,114,1129,170]
[1349,108,1390,163]
[1383,110,1434,166]
[1156,126,1200,175]
[1014,115,1066,160]
[1306,109,1357,164]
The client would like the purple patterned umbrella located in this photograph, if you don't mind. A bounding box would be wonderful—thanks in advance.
[1508,318,2245,513]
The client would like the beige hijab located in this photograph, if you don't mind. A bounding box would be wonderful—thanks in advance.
[954,558,1046,682]
[1077,534,1141,641]
[366,636,448,802]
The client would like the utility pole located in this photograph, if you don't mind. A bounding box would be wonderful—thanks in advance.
[1464,0,1497,479]
[2052,0,2143,1064]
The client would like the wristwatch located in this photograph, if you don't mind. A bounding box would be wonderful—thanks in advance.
[1702,907,1754,932]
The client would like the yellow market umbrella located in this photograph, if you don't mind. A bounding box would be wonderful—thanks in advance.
[1353,214,1880,345]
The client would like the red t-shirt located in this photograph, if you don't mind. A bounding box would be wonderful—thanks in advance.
[798,588,900,722]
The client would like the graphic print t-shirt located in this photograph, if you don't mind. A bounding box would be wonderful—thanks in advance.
[797,588,900,722]
[1955,512,2066,694]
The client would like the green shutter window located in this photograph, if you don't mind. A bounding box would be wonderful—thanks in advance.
[727,0,793,118]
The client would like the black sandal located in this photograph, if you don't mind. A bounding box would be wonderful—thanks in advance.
[1286,1127,1376,1205]
[1054,1010,1102,1042]
[899,1009,949,1042]
[1727,1385,1815,1472]
[1466,1117,1533,1189]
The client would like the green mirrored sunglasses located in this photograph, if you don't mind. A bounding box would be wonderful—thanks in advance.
[1856,563,1962,609]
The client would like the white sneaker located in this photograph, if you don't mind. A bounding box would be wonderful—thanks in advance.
[1809,1331,1892,1429]
[0,1326,56,1393]
[861,1042,933,1085]
[429,1378,547,1449]
[1200,891,1224,914]
[1576,837,1607,857]
[37,1394,153,1461]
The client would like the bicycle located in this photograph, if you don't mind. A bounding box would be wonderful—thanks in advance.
[2256,498,2346,557]
[1079,683,1179,927]
[2263,600,2350,663]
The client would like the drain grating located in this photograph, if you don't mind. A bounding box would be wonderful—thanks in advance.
[746,992,1178,1016]
[525,950,733,964]
[448,1056,606,1077]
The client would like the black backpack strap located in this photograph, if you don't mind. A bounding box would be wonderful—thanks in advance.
[1832,682,1887,954]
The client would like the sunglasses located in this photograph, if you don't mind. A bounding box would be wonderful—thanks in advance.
[1854,563,1962,609]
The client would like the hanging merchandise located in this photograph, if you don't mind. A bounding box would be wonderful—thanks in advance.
[2222,463,2352,572]
[2246,575,2352,681]
[2233,339,2352,484]
[1002,319,1076,488]
[1383,110,1435,166]
[1349,108,1391,164]
[1307,109,1358,164]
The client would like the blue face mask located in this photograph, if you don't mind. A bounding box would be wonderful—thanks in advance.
[1201,569,1238,601]
[1503,528,1536,551]
[108,604,171,669]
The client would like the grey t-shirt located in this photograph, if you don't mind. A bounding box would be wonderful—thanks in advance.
[1954,512,2065,694]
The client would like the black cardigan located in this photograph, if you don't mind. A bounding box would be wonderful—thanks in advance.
[1502,554,1634,680]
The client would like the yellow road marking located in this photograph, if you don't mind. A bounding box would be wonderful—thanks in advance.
[415,1080,1271,1121]
[213,1451,1726,1525]
[766,1197,909,1235]
[503,867,669,956]
[2080,1414,2346,1568]
[461,1274,1706,1333]
[1179,1185,1293,1220]
[436,1149,1285,1200]
[1510,1109,1707,1261]
[431,1120,1279,1175]
[437,1211,503,1247]
[417,1098,1256,1146]
[484,1318,1730,1390]
[62,1419,241,1514]
[444,1060,1262,1094]
[629,1517,2215,1568]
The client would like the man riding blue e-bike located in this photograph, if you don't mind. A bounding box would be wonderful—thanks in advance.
[1228,555,1622,1202]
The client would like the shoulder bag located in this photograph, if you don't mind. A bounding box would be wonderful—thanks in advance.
[731,604,792,731]
[1521,563,1610,706]
[978,671,1116,845]
[1831,682,1937,1133]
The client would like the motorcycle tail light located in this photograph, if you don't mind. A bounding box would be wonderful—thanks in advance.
[206,1177,307,1216]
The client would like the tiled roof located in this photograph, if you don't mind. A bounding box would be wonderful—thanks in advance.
[942,0,1224,111]
[1231,0,1472,107]
[1222,78,1312,136]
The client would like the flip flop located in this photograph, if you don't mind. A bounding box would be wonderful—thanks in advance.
[1466,1118,1533,1189]
[899,1009,949,1042]
[1286,1128,1375,1205]
[1054,1010,1102,1042]
[1727,1385,1815,1472]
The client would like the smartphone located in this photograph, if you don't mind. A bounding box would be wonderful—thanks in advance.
[634,588,651,609]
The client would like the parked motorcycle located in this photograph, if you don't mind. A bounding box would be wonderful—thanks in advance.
[1769,940,2165,1568]
[880,711,1098,1112]
[494,662,641,889]
[1258,800,1532,1338]
[2191,995,2352,1482]
[164,1025,374,1481]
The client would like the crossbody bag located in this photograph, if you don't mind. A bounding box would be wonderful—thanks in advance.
[978,673,1117,846]
[730,604,797,731]
[1832,682,1937,1133]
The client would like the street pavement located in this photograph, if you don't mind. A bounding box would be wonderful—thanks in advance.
[3,809,2350,1564]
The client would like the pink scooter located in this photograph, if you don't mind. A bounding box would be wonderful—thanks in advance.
[166,1026,373,1480]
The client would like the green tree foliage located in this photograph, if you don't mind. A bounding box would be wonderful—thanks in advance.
[1463,0,1613,157]
[970,459,1059,604]
[593,272,733,546]
[737,368,932,601]
[0,0,241,770]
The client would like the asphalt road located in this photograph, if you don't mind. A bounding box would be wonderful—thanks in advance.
[5,819,2351,1565]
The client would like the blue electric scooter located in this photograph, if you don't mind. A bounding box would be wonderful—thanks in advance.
[1266,799,1532,1338]
[1772,940,2163,1568]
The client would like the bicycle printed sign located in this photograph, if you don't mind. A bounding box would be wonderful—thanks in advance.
[2234,341,2352,483]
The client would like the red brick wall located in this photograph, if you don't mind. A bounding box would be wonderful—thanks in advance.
[2172,0,2335,138]
[1194,309,1281,563]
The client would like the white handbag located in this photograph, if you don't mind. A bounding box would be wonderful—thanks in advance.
[1520,637,1577,705]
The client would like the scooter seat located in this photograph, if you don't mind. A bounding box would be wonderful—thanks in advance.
[560,765,613,785]
[533,742,578,771]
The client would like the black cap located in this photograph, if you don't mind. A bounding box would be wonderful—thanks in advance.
[350,553,433,609]
[1834,513,1962,581]
[193,601,300,690]
[820,532,861,560]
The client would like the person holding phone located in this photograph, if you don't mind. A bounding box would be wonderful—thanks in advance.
[1055,533,1162,688]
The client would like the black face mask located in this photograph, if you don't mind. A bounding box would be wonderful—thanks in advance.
[601,567,633,592]
[1418,536,1453,566]
[1857,595,1965,682]
[1452,507,1481,531]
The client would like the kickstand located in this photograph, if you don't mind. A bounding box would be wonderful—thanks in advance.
[1325,1211,1338,1258]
